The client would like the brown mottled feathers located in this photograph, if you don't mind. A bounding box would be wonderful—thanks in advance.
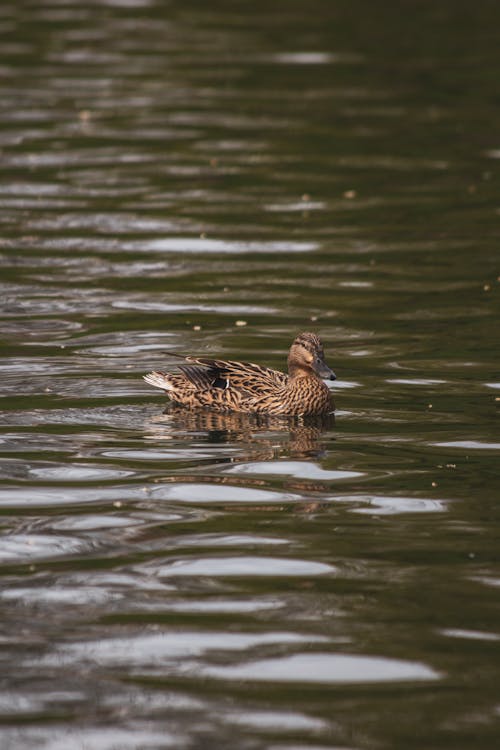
[143,332,335,416]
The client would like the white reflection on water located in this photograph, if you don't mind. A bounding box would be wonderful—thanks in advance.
[199,652,440,684]
[34,631,327,667]
[166,598,282,614]
[112,299,276,314]
[150,555,336,578]
[227,708,327,732]
[0,533,87,562]
[440,628,500,642]
[138,238,317,253]
[29,464,134,481]
[0,485,196,508]
[224,460,362,481]
[31,728,180,750]
[0,689,84,716]
[1,585,117,606]
[434,441,500,451]
[349,495,447,515]
[272,51,362,64]
[264,200,325,212]
[150,483,301,504]
[387,378,447,385]
[174,533,289,549]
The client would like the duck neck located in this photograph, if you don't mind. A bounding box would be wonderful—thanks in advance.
[288,365,315,381]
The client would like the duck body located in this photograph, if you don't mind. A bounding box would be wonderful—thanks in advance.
[144,332,336,416]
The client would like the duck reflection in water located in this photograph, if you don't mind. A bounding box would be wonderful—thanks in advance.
[146,409,335,515]
[149,407,335,461]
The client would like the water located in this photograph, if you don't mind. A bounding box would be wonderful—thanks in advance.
[1,1,499,748]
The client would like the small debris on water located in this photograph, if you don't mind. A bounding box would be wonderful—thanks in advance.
[193,325,202,331]
[235,320,247,327]
[343,189,357,199]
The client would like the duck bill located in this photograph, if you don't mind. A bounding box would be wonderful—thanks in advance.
[313,358,336,381]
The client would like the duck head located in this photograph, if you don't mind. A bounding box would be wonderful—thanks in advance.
[287,332,336,380]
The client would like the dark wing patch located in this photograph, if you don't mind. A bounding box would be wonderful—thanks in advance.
[212,376,229,389]
[178,364,229,390]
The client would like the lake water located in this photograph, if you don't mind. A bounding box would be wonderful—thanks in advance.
[1,1,499,748]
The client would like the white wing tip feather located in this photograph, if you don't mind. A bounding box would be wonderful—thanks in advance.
[143,372,173,391]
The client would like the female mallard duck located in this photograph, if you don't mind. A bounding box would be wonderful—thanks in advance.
[143,332,336,416]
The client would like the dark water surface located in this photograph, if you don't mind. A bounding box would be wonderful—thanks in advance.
[1,1,499,748]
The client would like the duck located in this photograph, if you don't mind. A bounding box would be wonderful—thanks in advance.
[143,332,336,416]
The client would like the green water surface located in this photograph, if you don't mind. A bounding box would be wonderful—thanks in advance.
[0,1,499,748]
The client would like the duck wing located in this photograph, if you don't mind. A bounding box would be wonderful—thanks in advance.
[177,363,228,390]
[183,357,287,396]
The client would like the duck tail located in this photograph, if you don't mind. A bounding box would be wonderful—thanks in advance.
[143,371,174,392]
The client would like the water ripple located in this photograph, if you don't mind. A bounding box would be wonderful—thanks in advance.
[199,652,441,684]
[144,555,336,578]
